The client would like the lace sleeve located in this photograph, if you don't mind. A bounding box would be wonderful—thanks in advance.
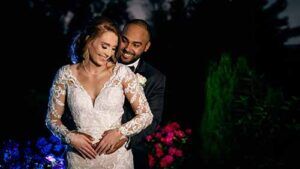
[119,66,153,137]
[45,67,72,144]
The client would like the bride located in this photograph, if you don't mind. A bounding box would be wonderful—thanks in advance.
[45,16,153,169]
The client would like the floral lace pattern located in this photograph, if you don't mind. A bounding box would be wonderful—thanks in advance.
[45,63,153,168]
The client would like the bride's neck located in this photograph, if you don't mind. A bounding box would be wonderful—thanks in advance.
[81,61,107,75]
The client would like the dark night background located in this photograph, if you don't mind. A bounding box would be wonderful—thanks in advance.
[1,0,299,168]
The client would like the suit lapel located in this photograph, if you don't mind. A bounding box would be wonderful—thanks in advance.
[135,60,150,96]
[135,59,146,74]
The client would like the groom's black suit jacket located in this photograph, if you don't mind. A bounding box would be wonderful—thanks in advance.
[121,59,166,169]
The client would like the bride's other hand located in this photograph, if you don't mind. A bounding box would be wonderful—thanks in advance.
[95,129,123,155]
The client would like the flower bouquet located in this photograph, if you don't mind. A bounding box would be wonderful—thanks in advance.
[146,122,192,169]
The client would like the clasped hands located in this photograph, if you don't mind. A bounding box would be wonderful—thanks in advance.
[68,129,128,159]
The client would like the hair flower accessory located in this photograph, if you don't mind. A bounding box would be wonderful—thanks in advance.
[136,73,147,87]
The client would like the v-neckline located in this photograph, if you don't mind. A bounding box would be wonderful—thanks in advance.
[67,63,119,108]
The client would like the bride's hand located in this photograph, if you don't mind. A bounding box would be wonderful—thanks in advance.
[105,137,128,154]
[95,129,123,155]
[69,131,97,159]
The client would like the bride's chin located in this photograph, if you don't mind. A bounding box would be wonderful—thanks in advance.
[98,60,109,66]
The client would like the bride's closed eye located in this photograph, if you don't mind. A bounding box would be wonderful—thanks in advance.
[102,44,108,49]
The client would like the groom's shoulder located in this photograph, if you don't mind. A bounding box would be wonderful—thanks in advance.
[143,61,165,80]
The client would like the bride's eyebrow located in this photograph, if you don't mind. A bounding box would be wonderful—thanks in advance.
[101,42,110,46]
[101,42,117,48]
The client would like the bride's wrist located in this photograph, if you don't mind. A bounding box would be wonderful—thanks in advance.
[114,128,124,140]
[65,130,76,145]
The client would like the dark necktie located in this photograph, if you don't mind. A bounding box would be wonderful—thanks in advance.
[129,66,135,72]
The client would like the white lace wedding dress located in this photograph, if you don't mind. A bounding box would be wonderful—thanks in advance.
[45,63,153,169]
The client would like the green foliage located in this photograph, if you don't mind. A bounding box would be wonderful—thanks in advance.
[201,54,299,168]
[201,53,237,161]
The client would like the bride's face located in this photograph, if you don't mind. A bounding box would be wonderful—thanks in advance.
[87,31,118,66]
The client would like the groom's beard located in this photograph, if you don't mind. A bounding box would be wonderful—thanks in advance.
[118,49,141,65]
[122,57,140,65]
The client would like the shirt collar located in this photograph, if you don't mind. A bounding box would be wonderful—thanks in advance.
[127,58,140,70]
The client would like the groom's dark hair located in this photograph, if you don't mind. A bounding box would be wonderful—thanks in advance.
[124,19,152,41]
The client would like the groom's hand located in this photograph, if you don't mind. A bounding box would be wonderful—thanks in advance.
[95,129,123,155]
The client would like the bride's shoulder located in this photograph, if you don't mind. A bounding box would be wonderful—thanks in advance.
[54,64,76,77]
[58,63,79,72]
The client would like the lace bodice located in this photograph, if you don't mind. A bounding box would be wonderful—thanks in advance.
[45,63,153,144]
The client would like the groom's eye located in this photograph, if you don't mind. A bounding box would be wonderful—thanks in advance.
[122,37,128,43]
[133,43,141,48]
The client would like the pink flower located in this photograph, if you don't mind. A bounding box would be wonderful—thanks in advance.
[185,128,192,135]
[160,155,174,168]
[175,130,185,138]
[148,154,155,168]
[146,121,192,168]
[168,147,177,155]
[166,132,174,139]
[155,132,162,139]
[163,125,174,133]
[160,137,173,146]
[175,149,183,157]
[146,135,152,142]
[154,143,161,149]
[170,122,180,129]
[155,143,164,157]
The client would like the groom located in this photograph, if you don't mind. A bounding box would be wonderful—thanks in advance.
[117,19,166,169]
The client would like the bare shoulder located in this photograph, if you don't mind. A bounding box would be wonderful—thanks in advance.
[69,63,80,71]
[68,63,80,76]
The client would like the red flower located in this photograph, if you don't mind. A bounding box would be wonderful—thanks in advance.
[148,154,155,168]
[175,130,185,138]
[155,143,164,158]
[160,155,174,168]
[163,125,173,133]
[168,147,177,155]
[174,149,183,157]
[169,122,180,129]
[146,121,192,168]
[185,128,192,135]
[155,132,162,139]
[146,135,152,142]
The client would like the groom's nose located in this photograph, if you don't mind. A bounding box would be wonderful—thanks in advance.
[124,43,133,51]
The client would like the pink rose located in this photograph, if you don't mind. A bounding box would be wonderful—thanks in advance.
[170,122,180,129]
[146,135,152,142]
[163,125,174,133]
[160,137,173,145]
[155,132,162,139]
[160,155,174,168]
[175,149,183,157]
[175,130,185,138]
[168,147,177,155]
[155,143,164,157]
[148,154,155,168]
[185,128,192,135]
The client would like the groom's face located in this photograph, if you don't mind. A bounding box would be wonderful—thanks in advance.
[118,24,150,64]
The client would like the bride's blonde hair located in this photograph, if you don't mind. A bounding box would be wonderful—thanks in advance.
[69,16,120,64]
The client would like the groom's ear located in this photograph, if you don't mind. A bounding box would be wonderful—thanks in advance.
[144,41,151,52]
